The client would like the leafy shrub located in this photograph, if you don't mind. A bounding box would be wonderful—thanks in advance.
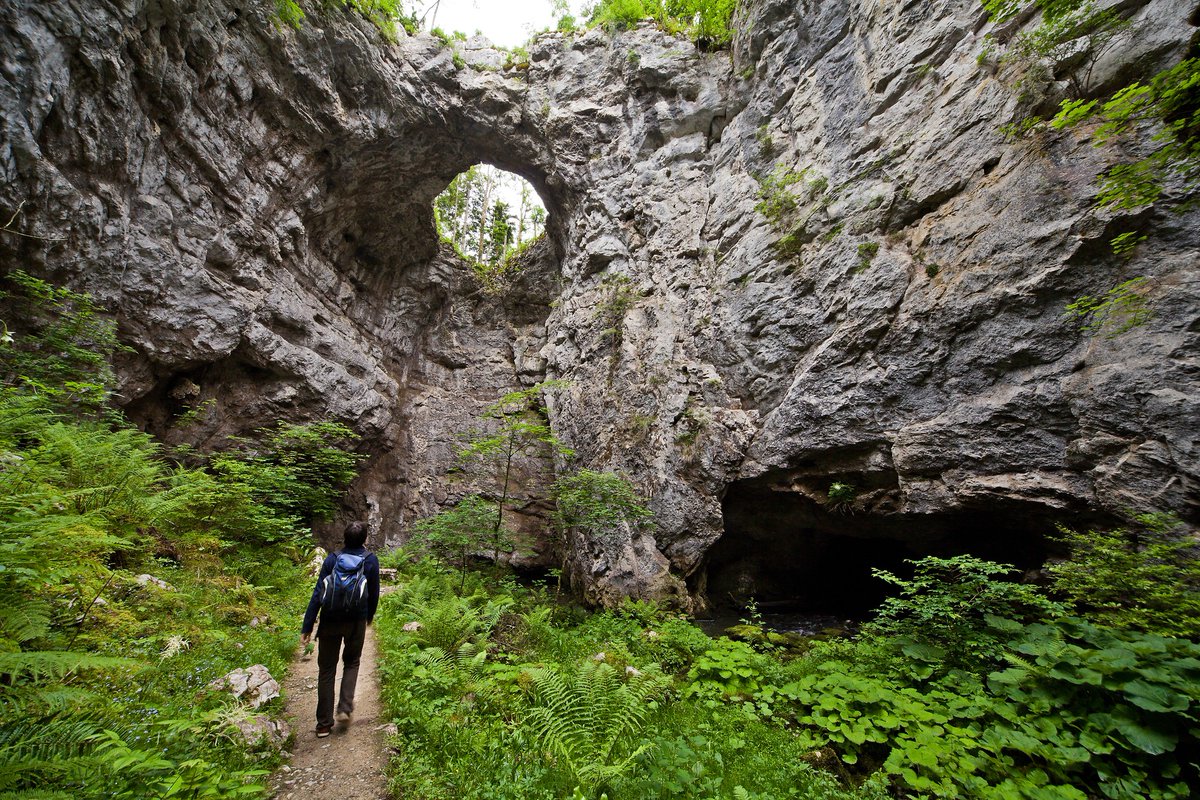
[553,470,653,548]
[867,555,1066,672]
[409,495,498,591]
[587,0,738,48]
[981,618,1200,800]
[0,270,124,413]
[1048,514,1200,638]
[212,420,361,529]
[683,638,768,701]
[781,654,986,774]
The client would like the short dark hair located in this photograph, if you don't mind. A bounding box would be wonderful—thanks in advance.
[343,521,368,549]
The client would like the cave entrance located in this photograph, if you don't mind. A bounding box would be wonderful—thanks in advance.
[434,164,547,269]
[703,474,1061,625]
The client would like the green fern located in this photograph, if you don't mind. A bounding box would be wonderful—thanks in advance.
[525,660,666,793]
[0,685,96,717]
[407,593,508,652]
[2,598,51,645]
[0,716,105,791]
[0,651,132,683]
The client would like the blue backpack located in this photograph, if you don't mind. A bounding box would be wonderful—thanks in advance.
[318,551,368,613]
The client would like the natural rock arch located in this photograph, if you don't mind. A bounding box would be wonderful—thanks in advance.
[2,0,1197,612]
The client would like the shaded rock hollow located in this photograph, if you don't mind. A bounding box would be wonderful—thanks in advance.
[1,0,1196,611]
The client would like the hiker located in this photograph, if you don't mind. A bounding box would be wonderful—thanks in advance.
[300,520,381,738]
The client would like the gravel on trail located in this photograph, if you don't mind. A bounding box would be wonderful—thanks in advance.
[269,623,394,800]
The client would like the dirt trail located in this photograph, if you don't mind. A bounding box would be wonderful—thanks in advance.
[270,623,392,800]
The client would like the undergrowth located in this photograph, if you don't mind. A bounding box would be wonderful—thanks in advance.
[0,271,363,797]
[377,540,1200,799]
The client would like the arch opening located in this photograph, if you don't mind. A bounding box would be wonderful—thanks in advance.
[434,164,548,281]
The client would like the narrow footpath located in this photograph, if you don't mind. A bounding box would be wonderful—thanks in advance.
[269,622,393,800]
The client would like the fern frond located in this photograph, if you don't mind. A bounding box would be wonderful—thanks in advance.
[1001,651,1037,671]
[526,660,663,791]
[0,715,104,790]
[0,597,51,644]
[0,685,98,717]
[0,650,135,682]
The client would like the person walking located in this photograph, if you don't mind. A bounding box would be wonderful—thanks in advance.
[300,520,381,738]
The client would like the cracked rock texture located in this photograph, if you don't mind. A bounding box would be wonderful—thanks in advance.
[1,0,1196,609]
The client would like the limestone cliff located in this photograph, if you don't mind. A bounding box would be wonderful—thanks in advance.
[1,0,1196,610]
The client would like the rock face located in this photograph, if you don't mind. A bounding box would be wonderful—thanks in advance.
[2,0,1197,610]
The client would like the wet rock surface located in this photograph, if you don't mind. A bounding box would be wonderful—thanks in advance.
[1,0,1196,609]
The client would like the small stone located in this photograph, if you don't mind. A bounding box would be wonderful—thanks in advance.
[135,574,174,591]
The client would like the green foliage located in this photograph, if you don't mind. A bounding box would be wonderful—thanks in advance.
[783,615,1200,798]
[0,271,124,413]
[683,639,767,701]
[1048,514,1200,638]
[552,470,653,548]
[868,555,1066,672]
[1064,276,1153,338]
[753,165,829,258]
[212,421,361,529]
[982,618,1200,799]
[1003,1,1130,98]
[990,0,1199,237]
[825,481,856,511]
[1053,58,1200,213]
[0,275,329,797]
[273,0,418,38]
[827,482,856,503]
[754,123,775,158]
[753,165,806,227]
[854,241,879,273]
[454,380,572,561]
[433,165,546,290]
[525,660,667,794]
[376,559,890,800]
[587,0,739,49]
[1110,231,1148,257]
[409,495,499,593]
[596,274,637,350]
[405,588,508,652]
[376,539,1200,800]
[782,653,988,776]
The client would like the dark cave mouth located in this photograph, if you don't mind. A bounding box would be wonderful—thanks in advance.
[702,475,1071,622]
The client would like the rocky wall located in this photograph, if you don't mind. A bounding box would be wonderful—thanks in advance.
[1,0,1196,609]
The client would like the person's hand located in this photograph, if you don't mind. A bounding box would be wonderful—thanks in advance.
[300,633,311,646]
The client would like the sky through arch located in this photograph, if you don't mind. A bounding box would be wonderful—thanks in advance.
[434,164,547,269]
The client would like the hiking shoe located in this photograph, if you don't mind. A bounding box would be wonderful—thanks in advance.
[316,725,332,738]
[336,710,352,726]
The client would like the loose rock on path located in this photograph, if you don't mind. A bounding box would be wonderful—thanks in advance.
[269,623,394,800]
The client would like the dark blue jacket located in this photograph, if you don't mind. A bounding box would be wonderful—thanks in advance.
[301,546,380,635]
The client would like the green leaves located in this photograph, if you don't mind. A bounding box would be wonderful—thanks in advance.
[273,0,418,38]
[526,660,667,793]
[0,271,125,414]
[1048,516,1200,638]
[867,555,1066,673]
[552,470,653,548]
[212,420,362,529]
[587,0,738,48]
